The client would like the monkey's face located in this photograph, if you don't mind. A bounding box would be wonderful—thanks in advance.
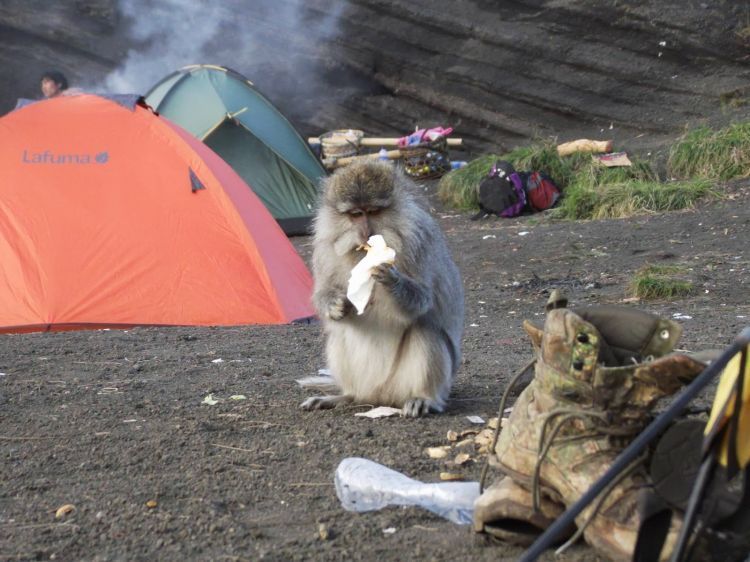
[325,161,396,249]
[339,203,389,245]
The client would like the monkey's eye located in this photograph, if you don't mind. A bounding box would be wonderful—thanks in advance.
[368,209,382,217]
[348,210,364,218]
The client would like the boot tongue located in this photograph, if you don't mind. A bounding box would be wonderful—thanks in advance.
[574,306,682,366]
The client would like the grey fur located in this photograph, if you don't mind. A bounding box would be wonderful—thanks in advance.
[301,160,464,417]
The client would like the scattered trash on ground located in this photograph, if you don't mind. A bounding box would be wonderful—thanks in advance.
[55,504,75,519]
[439,472,466,481]
[426,446,451,459]
[334,457,479,525]
[202,394,219,405]
[453,453,471,466]
[354,406,402,419]
[594,152,632,167]
[97,387,119,395]
[423,416,511,488]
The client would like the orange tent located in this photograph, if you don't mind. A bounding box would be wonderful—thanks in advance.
[0,94,315,332]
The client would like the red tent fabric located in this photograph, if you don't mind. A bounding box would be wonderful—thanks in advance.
[0,94,315,332]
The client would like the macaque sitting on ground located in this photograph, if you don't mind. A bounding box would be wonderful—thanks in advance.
[299,160,464,417]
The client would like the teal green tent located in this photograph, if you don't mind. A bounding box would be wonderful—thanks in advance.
[145,65,326,235]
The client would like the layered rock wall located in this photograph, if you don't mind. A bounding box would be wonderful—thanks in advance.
[2,0,748,154]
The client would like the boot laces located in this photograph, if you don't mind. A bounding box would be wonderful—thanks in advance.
[479,357,536,492]
[534,408,645,555]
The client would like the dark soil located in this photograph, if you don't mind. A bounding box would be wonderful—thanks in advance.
[2,177,749,562]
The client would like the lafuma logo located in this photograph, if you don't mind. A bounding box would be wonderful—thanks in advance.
[22,150,109,164]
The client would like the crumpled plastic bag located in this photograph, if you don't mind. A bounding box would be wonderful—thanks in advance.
[346,235,396,314]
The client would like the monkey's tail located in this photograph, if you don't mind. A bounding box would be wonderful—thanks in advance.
[295,374,341,393]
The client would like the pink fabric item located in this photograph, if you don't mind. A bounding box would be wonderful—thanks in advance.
[397,126,454,147]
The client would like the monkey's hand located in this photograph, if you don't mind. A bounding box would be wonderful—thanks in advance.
[371,263,400,287]
[325,294,353,321]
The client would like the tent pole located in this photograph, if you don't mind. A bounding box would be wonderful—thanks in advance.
[199,116,230,141]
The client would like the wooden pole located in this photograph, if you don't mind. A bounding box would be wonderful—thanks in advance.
[309,136,463,147]
[325,149,402,169]
[359,137,463,147]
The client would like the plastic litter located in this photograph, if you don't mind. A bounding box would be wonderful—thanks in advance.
[334,457,479,525]
[202,394,219,405]
[354,406,402,418]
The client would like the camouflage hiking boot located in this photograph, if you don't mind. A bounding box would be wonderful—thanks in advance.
[473,476,575,547]
[491,304,707,561]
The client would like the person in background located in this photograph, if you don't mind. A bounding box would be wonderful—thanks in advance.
[40,70,69,98]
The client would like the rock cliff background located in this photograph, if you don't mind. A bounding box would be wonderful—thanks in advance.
[1,0,749,155]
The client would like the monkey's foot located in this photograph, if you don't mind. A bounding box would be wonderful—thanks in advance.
[402,398,441,417]
[300,394,352,411]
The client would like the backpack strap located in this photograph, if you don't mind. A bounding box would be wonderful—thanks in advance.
[633,489,674,562]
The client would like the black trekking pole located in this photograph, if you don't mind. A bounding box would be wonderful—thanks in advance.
[519,326,750,562]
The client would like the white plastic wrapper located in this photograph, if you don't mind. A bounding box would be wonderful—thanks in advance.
[346,234,396,315]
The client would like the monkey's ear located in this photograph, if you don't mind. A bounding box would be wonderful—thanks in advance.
[319,173,339,205]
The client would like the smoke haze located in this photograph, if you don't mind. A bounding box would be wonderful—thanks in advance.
[102,1,233,93]
[98,0,346,99]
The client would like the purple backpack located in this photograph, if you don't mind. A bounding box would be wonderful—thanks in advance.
[472,160,527,220]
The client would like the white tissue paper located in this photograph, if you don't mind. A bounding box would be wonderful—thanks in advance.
[347,234,396,315]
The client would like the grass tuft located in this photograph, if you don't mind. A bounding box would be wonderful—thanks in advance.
[437,154,497,209]
[667,122,750,180]
[438,123,745,219]
[629,264,694,300]
[553,178,715,220]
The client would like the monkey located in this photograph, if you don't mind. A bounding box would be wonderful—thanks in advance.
[299,159,464,417]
